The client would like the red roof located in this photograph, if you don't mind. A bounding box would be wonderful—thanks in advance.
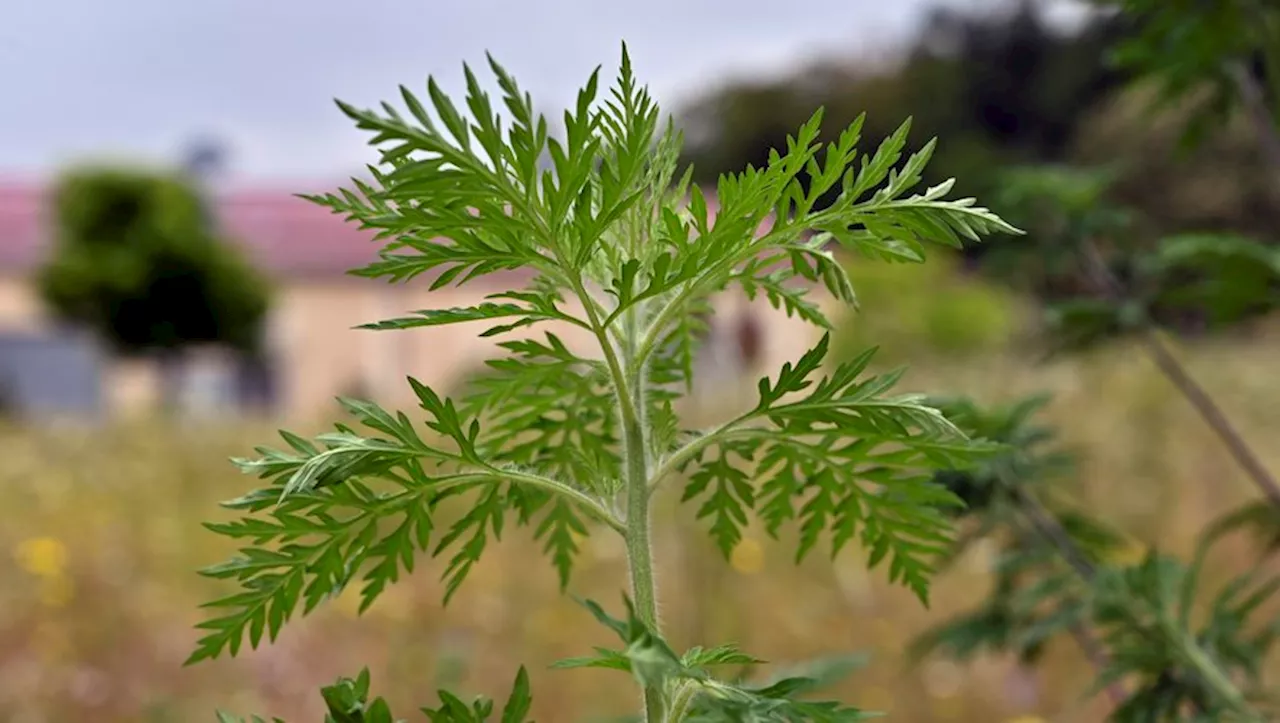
[217,189,387,277]
[0,180,773,283]
[0,183,49,272]
[0,181,388,279]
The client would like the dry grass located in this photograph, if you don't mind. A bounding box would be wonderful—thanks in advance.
[1,322,1278,722]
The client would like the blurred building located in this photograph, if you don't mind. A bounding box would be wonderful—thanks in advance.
[0,181,822,421]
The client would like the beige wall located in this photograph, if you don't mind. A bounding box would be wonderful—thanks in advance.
[0,274,835,421]
[0,278,45,331]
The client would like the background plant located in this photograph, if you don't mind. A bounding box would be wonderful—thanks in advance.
[186,43,1023,721]
[897,1,1280,716]
[912,394,1280,721]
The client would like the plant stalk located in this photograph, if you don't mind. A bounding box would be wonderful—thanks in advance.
[620,305,664,723]
[664,681,699,723]
[1133,328,1280,508]
[624,411,659,625]
[1077,241,1280,509]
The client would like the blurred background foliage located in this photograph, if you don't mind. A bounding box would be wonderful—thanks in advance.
[830,252,1026,364]
[678,0,1280,322]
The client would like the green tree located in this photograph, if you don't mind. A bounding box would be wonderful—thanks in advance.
[37,165,270,408]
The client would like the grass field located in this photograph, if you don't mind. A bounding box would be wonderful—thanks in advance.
[2,318,1278,722]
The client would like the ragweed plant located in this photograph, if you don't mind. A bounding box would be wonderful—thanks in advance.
[190,44,1020,721]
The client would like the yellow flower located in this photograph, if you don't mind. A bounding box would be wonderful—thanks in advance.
[15,536,68,578]
[1006,716,1048,723]
[730,538,765,575]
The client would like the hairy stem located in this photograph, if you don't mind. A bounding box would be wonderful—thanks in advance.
[496,468,626,534]
[648,412,758,493]
[664,681,699,723]
[620,303,664,722]
[1077,241,1280,509]
[622,379,659,619]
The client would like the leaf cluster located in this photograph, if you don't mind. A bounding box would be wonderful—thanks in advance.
[672,334,1004,602]
[557,596,874,722]
[912,394,1123,664]
[216,666,533,723]
[1091,546,1279,721]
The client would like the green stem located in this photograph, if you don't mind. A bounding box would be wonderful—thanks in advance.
[663,681,699,723]
[496,468,625,535]
[1077,241,1280,509]
[1168,621,1261,722]
[647,413,758,493]
[623,355,659,627]
[616,298,663,722]
[626,412,663,723]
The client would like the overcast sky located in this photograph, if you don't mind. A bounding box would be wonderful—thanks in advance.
[0,0,1071,185]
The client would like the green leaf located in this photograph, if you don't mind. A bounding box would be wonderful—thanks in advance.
[357,298,589,338]
[499,667,534,723]
[190,387,611,663]
[681,442,756,558]
[676,335,995,602]
[463,331,620,493]
[573,596,693,690]
[683,644,768,669]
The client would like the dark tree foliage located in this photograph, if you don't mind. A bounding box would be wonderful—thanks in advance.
[677,0,1131,201]
[37,166,270,355]
[908,0,1132,156]
[672,0,1280,318]
[673,0,1138,308]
